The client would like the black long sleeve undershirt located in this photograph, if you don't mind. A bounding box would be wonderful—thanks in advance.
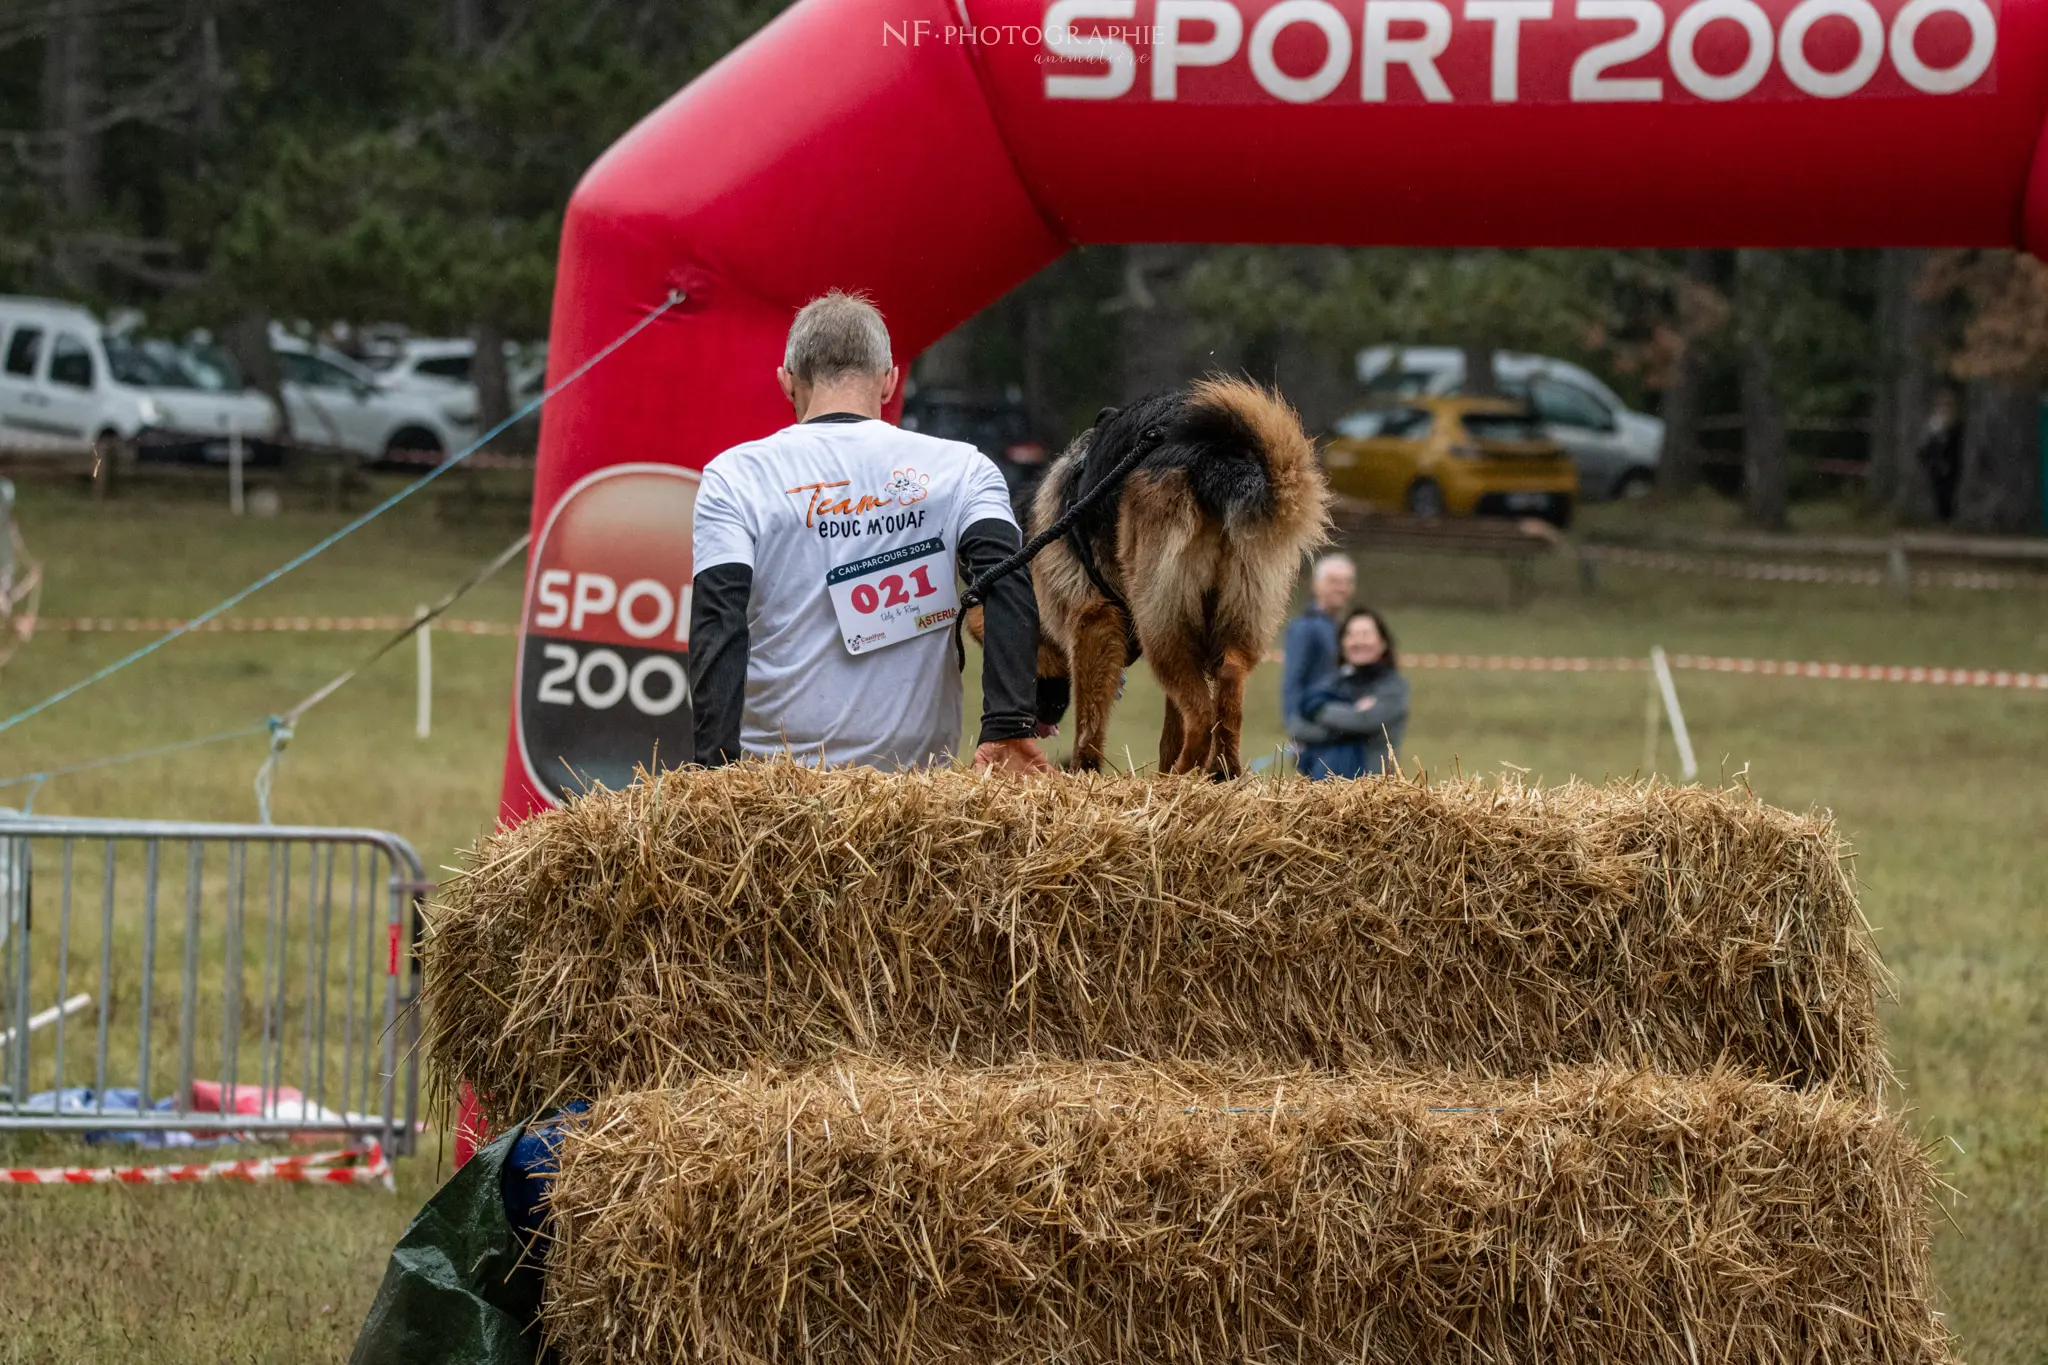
[686,517,1041,767]
[958,516,1040,745]
[688,562,753,768]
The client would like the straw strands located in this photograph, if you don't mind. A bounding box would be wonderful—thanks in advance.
[424,761,1888,1128]
[539,1063,1950,1365]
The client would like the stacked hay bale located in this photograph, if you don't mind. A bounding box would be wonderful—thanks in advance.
[425,762,1950,1365]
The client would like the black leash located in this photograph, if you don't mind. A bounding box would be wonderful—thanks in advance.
[954,424,1162,670]
[1062,521,1143,668]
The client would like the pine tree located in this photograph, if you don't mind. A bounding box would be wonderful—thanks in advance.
[1927,250,2048,533]
[1656,249,1726,500]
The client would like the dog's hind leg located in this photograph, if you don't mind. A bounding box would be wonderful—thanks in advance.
[1146,636,1217,775]
[1206,644,1259,779]
[1067,602,1127,772]
[1158,698,1185,774]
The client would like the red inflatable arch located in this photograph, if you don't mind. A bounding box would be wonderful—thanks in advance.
[499,0,2048,820]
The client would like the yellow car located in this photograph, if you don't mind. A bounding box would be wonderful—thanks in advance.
[1322,396,1579,527]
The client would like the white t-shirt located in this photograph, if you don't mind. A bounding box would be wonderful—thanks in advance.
[693,418,1017,770]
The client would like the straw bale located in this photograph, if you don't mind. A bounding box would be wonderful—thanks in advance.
[425,762,1888,1125]
[539,1063,1949,1365]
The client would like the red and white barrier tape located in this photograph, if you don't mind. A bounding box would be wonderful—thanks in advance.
[379,450,536,471]
[46,617,2048,689]
[48,616,515,637]
[3,1142,392,1189]
[1399,652,2048,690]
[1590,544,2048,592]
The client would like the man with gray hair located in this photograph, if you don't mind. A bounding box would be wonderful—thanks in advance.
[1280,552,1356,740]
[688,291,1051,775]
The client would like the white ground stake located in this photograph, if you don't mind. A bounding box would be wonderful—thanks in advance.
[1650,645,1699,781]
[228,422,245,516]
[415,605,432,740]
[0,992,92,1049]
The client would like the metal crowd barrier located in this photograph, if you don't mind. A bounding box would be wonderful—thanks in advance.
[0,818,427,1156]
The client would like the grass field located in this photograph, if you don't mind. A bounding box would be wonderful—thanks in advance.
[1,475,2044,1363]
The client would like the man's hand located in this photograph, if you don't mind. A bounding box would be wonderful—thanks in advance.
[1354,696,1378,712]
[975,737,1054,776]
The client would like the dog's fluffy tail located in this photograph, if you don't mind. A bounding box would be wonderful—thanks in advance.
[1180,376,1328,535]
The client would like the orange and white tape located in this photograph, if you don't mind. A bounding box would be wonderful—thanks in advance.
[380,450,536,471]
[45,618,2048,689]
[1589,544,2048,593]
[48,616,516,637]
[3,1142,392,1188]
[1400,652,2048,690]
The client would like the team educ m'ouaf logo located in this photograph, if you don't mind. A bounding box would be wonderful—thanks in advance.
[516,464,699,803]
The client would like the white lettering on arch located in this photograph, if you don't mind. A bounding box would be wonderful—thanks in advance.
[1363,0,1455,102]
[1571,0,1666,100]
[1044,0,1138,99]
[1465,0,1553,102]
[1154,0,1246,99]
[1669,0,1774,100]
[1779,0,1884,97]
[1890,0,1997,93]
[1249,0,1354,103]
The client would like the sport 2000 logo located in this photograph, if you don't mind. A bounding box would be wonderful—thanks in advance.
[516,464,698,803]
[1030,0,1996,105]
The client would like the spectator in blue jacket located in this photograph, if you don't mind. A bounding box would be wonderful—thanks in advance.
[1281,553,1356,742]
[1296,607,1409,781]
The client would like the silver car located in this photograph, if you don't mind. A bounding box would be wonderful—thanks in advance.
[1355,346,1665,501]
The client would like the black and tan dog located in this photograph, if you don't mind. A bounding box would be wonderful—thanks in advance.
[1030,377,1331,777]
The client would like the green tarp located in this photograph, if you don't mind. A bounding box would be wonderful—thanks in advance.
[348,1124,544,1365]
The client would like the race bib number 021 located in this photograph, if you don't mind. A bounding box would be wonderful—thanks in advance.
[826,537,959,655]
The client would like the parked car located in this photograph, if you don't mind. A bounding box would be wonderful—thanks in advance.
[269,331,479,460]
[1323,395,1578,527]
[1355,346,1663,500]
[0,297,284,461]
[111,335,282,461]
[364,336,548,407]
[0,296,166,454]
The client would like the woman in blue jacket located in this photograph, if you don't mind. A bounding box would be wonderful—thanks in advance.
[1296,608,1409,781]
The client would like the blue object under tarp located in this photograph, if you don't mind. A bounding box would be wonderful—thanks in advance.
[503,1108,580,1246]
[349,1103,586,1365]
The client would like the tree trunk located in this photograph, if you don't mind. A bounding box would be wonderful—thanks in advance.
[222,313,289,442]
[1955,378,2043,534]
[469,322,512,442]
[913,315,978,395]
[192,4,225,135]
[1022,293,1063,447]
[1872,249,1941,523]
[1461,341,1499,397]
[42,0,102,291]
[1269,329,1356,436]
[1736,251,1789,530]
[1657,248,1718,499]
[43,0,102,216]
[1740,356,1790,530]
[1120,245,1204,403]
[450,0,488,54]
[1866,249,1907,511]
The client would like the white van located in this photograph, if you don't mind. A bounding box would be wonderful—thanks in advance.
[0,297,164,454]
[0,297,277,458]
